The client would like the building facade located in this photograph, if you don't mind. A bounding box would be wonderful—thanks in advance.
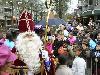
[77,0,100,26]
[0,0,19,31]
[0,0,46,31]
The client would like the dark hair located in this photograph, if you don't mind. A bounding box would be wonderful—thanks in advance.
[11,30,19,39]
[62,41,67,45]
[82,39,89,47]
[90,33,97,42]
[69,32,73,35]
[66,40,70,45]
[58,55,68,65]
[6,32,13,41]
[73,46,82,52]
[82,42,89,47]
[97,41,100,45]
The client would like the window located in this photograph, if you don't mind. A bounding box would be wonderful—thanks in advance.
[89,0,93,5]
[4,7,11,12]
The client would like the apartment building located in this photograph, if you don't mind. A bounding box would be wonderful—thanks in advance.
[77,0,100,25]
[0,1,19,30]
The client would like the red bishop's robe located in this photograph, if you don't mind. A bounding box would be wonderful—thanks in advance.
[12,47,26,66]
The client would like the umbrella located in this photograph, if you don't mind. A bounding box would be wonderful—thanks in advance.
[37,18,66,27]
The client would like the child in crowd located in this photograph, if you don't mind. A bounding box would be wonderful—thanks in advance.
[68,32,76,45]
[45,39,53,55]
[4,32,15,50]
[58,41,68,56]
[72,46,86,75]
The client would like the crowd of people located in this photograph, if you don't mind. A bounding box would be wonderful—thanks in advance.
[0,10,100,75]
[43,19,100,75]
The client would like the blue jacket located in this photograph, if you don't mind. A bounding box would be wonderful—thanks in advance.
[89,39,96,50]
[4,39,15,50]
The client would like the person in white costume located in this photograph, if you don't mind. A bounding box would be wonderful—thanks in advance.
[16,10,43,75]
[16,32,43,75]
[72,47,86,75]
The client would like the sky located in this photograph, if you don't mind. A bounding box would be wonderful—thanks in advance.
[41,0,78,14]
[67,0,78,14]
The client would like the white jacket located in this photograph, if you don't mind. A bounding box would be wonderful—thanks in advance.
[55,65,73,75]
[72,57,86,75]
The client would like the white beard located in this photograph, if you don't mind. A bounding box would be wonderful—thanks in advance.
[16,32,43,74]
[28,70,34,75]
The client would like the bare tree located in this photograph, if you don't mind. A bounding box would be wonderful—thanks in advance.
[54,0,70,19]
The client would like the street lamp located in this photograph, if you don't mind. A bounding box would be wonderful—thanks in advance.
[4,12,8,31]
[34,6,38,23]
[9,0,14,27]
[29,3,33,15]
[4,14,7,26]
[4,1,11,30]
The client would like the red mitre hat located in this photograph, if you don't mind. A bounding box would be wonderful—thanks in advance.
[18,10,35,33]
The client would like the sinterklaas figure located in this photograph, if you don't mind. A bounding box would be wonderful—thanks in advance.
[16,10,43,75]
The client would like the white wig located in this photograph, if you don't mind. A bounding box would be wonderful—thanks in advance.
[16,31,43,73]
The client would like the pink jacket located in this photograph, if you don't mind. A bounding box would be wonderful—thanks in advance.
[68,36,76,45]
[45,43,53,54]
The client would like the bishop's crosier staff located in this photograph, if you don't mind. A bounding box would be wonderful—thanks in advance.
[45,0,52,42]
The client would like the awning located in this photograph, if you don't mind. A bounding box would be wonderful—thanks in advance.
[81,10,93,16]
[37,18,66,27]
[93,5,100,15]
[94,9,100,15]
